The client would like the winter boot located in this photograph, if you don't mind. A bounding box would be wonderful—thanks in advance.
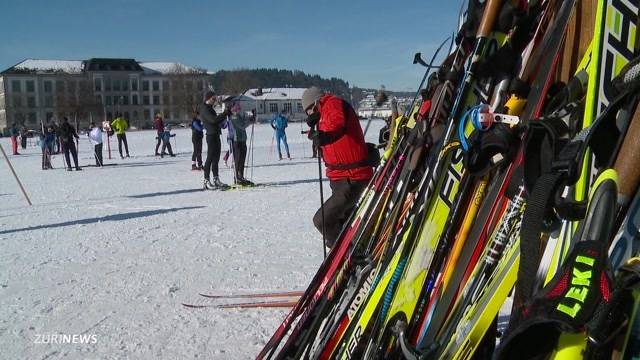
[192,163,198,171]
[204,179,217,190]
[212,176,229,190]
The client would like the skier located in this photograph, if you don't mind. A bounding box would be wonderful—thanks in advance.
[199,90,232,190]
[9,123,20,155]
[159,124,176,158]
[40,125,55,170]
[230,102,254,185]
[271,110,291,160]
[302,86,374,248]
[88,122,104,167]
[58,117,82,171]
[191,112,204,170]
[153,113,165,156]
[20,126,28,149]
[111,114,130,158]
[222,107,236,167]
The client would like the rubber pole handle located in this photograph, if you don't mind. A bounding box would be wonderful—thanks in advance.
[614,102,640,204]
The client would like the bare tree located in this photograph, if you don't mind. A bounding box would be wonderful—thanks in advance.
[54,78,101,129]
[165,64,209,122]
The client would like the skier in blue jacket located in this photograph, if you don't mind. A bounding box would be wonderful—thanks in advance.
[271,110,291,160]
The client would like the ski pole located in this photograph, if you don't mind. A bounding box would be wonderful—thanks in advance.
[316,141,326,258]
[0,143,32,206]
[248,121,255,180]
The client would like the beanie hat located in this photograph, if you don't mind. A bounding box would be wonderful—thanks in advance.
[301,86,323,111]
[203,90,215,101]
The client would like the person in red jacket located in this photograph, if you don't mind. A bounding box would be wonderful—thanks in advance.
[302,86,374,248]
[153,113,164,156]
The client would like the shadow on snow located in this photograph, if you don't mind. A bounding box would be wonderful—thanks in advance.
[0,206,205,235]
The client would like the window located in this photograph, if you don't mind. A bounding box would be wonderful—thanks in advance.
[131,79,138,91]
[186,80,193,91]
[269,103,278,113]
[172,80,179,90]
[13,96,22,108]
[143,95,149,105]
[14,112,25,123]
[152,81,159,91]
[142,80,149,91]
[46,112,54,122]
[67,81,76,94]
[132,95,138,105]
[153,95,159,105]
[27,97,36,108]
[297,102,303,113]
[94,78,102,91]
[283,102,292,113]
[144,109,151,120]
[12,80,21,92]
[28,112,37,124]
[95,95,102,104]
[122,96,129,105]
[124,111,130,120]
[113,79,120,91]
[163,95,170,105]
[26,80,35,92]
[105,78,111,91]
[133,111,139,120]
[122,80,129,91]
[44,81,53,93]
[56,80,64,92]
[106,96,112,105]
[45,96,54,107]
[162,80,169,91]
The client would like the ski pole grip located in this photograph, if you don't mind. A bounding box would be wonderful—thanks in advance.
[477,0,503,37]
[614,102,640,204]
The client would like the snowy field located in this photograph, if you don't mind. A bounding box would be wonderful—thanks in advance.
[0,120,384,359]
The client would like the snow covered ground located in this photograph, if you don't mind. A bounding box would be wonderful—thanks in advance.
[0,120,384,359]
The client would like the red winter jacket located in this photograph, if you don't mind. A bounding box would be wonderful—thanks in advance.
[317,94,373,182]
[154,117,164,133]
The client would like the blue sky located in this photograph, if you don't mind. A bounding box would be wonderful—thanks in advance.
[0,0,461,91]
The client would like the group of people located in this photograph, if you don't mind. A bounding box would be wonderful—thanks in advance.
[8,86,374,251]
[198,91,256,190]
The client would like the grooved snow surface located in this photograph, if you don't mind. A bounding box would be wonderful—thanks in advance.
[0,121,383,359]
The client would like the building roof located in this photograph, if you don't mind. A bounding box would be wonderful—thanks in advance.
[1,58,207,75]
[242,88,306,100]
[83,58,143,72]
[139,62,203,75]
[2,59,84,74]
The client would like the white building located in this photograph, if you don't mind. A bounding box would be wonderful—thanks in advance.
[0,58,211,133]
[234,88,308,123]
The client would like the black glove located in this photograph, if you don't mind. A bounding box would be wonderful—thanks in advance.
[306,112,320,128]
[307,129,328,147]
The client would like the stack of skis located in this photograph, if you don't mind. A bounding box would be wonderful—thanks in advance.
[258,0,640,358]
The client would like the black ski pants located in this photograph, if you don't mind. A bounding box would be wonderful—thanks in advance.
[117,133,129,157]
[192,135,203,166]
[94,143,103,166]
[161,137,174,156]
[62,140,79,169]
[313,179,368,249]
[234,141,247,179]
[155,132,162,155]
[203,134,221,179]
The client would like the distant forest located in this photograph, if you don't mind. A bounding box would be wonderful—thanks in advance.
[209,68,413,105]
